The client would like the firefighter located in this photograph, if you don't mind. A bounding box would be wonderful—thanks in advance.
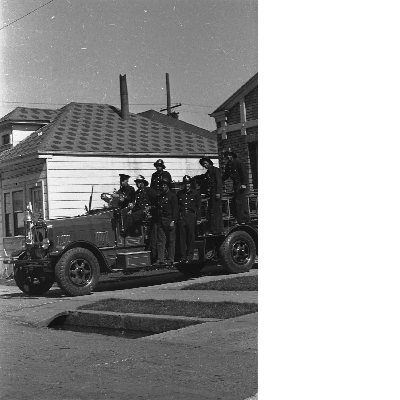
[116,173,135,208]
[222,148,250,224]
[124,175,157,235]
[150,159,172,193]
[199,157,224,235]
[152,176,179,266]
[177,175,201,263]
[116,174,135,237]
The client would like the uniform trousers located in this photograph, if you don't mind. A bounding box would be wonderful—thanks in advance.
[177,212,197,261]
[208,194,224,234]
[232,187,250,224]
[152,217,176,263]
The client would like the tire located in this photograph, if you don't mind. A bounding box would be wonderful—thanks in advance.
[55,247,100,296]
[175,262,205,277]
[219,231,256,273]
[14,268,54,296]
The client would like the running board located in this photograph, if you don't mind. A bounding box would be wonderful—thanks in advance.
[116,250,151,270]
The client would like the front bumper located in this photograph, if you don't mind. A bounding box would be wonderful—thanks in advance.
[3,258,51,267]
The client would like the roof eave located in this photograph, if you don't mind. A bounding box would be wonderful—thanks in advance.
[210,73,258,116]
[36,151,218,158]
[0,151,41,168]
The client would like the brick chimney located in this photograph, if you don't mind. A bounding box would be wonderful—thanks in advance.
[119,74,129,120]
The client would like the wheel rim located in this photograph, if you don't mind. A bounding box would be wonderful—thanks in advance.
[231,239,250,265]
[68,258,93,287]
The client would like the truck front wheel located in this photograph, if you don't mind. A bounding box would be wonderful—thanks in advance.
[219,231,256,273]
[55,247,100,296]
[14,268,55,296]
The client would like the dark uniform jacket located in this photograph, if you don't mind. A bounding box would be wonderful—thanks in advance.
[205,165,222,196]
[133,187,157,210]
[156,190,179,221]
[117,185,135,208]
[177,188,201,221]
[222,159,248,189]
[150,170,172,191]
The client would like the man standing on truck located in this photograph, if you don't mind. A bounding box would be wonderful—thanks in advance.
[222,148,250,224]
[152,176,178,266]
[150,159,172,193]
[177,175,201,263]
[199,157,224,235]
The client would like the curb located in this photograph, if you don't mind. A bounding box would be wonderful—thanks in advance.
[55,310,222,333]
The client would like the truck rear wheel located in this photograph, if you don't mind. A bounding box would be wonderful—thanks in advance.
[55,247,100,296]
[14,268,54,296]
[219,231,256,273]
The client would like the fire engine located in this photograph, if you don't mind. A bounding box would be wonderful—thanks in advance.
[4,188,258,296]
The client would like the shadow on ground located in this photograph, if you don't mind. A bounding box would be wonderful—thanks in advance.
[0,264,254,299]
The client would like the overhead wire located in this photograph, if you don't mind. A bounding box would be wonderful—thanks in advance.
[0,100,217,108]
[0,0,57,32]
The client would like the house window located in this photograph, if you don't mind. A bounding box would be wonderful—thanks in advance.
[2,134,10,145]
[31,187,43,220]
[4,193,11,237]
[3,191,25,237]
[12,191,24,236]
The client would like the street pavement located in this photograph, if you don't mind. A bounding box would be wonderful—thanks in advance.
[0,268,258,400]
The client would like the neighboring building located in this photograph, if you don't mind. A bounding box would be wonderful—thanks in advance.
[0,102,218,257]
[209,73,258,191]
[0,107,59,152]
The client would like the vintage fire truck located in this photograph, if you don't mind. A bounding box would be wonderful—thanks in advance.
[4,188,258,297]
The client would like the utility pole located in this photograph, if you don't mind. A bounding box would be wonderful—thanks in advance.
[160,73,181,118]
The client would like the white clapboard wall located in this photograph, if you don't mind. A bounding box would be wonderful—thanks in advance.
[46,155,218,218]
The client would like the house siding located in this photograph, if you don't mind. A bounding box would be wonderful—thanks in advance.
[46,155,219,218]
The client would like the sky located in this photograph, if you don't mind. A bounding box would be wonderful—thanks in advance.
[0,0,257,131]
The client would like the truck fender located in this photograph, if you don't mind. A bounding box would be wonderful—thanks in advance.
[50,240,113,273]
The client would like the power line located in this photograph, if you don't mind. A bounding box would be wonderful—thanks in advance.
[0,0,57,32]
[181,102,217,109]
[0,101,165,107]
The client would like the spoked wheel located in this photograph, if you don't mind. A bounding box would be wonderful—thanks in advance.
[55,247,100,296]
[219,231,256,273]
[14,268,54,296]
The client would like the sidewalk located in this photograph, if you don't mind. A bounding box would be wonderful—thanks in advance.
[1,269,258,328]
[0,269,258,399]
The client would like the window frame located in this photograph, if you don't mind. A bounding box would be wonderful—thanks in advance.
[3,189,26,237]
[30,185,45,220]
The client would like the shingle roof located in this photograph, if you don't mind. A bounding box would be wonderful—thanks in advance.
[138,109,216,141]
[0,107,58,124]
[0,102,217,161]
